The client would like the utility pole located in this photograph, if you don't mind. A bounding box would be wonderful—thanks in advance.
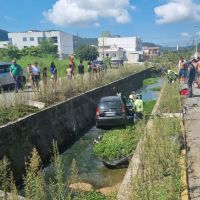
[102,37,105,59]
[177,44,179,51]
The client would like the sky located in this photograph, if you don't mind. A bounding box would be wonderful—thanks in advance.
[1,0,200,46]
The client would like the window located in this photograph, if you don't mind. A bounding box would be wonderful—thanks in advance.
[0,65,10,74]
[23,37,27,42]
[30,37,34,41]
[51,36,58,43]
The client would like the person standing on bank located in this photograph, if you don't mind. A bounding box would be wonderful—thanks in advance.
[78,60,84,75]
[50,62,57,92]
[187,58,197,97]
[10,59,22,93]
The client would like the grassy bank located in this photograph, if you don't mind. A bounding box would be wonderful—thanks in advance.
[0,105,39,126]
[143,77,158,86]
[130,81,182,200]
[0,144,114,200]
[36,64,148,105]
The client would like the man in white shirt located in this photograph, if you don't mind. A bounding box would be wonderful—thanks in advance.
[31,62,40,91]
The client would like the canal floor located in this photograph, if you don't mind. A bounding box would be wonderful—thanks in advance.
[44,79,163,189]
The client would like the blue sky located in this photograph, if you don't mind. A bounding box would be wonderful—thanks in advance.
[1,0,200,46]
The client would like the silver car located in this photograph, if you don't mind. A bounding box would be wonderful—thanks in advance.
[0,62,26,90]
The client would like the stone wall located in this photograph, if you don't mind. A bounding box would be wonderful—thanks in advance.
[0,68,154,182]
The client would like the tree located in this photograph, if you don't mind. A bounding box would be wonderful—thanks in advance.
[21,46,41,57]
[38,39,58,58]
[7,44,21,59]
[75,44,98,61]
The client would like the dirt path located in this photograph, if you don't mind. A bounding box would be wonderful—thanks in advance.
[184,85,200,199]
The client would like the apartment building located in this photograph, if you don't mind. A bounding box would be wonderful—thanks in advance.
[8,30,73,59]
[98,36,143,63]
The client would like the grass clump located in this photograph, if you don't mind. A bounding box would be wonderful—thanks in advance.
[94,122,145,160]
[158,81,181,113]
[73,191,107,200]
[150,87,161,92]
[0,105,39,126]
[144,100,156,116]
[143,77,158,86]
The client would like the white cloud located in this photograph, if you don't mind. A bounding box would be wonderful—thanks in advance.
[94,22,100,27]
[181,32,191,37]
[154,0,200,24]
[43,0,133,26]
[196,31,200,36]
[3,15,14,22]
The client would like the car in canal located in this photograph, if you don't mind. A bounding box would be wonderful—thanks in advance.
[95,96,134,128]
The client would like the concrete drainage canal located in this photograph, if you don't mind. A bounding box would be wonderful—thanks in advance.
[43,78,163,193]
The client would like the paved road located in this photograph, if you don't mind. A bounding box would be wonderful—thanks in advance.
[184,85,200,199]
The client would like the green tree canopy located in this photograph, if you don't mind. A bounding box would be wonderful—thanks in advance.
[75,44,98,61]
[38,39,58,58]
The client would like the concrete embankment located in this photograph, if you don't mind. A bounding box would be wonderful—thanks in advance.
[0,68,155,182]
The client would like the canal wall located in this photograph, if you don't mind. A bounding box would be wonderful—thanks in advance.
[0,68,155,182]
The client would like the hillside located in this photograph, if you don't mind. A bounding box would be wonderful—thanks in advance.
[0,29,8,41]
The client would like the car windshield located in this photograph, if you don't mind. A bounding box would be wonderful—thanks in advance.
[0,65,10,74]
[99,100,121,111]
[93,61,103,65]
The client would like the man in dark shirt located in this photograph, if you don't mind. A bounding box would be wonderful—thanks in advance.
[187,59,197,97]
[78,61,84,75]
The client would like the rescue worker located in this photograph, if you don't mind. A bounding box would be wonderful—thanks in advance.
[167,69,178,84]
[134,94,144,122]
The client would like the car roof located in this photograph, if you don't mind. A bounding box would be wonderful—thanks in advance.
[0,62,11,66]
[100,96,121,102]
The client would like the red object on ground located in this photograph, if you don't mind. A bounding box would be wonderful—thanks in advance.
[179,88,189,95]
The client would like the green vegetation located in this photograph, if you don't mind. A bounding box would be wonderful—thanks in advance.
[132,117,181,200]
[0,142,112,200]
[36,64,147,105]
[144,100,156,116]
[74,192,107,200]
[150,50,192,71]
[94,122,145,160]
[150,87,161,92]
[0,105,39,126]
[131,80,182,200]
[158,81,181,113]
[75,44,98,61]
[143,77,158,86]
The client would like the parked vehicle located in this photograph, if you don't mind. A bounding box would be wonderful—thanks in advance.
[0,62,26,90]
[92,60,107,71]
[95,96,134,128]
[110,58,122,69]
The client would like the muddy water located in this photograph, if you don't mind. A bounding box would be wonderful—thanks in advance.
[44,78,162,189]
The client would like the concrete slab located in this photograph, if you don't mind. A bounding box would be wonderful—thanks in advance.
[184,85,200,200]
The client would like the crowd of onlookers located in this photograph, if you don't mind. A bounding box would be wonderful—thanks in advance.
[9,56,109,93]
[178,56,200,97]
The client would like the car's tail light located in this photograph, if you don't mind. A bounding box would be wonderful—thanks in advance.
[96,107,100,117]
[121,105,126,114]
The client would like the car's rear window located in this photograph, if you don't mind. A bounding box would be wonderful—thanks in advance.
[0,65,10,74]
[99,100,121,111]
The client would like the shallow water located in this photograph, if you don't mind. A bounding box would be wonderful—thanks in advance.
[44,78,163,189]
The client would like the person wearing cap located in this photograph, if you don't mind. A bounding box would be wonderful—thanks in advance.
[10,59,22,92]
[187,58,197,97]
[134,94,144,122]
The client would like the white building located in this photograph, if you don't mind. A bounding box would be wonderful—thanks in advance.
[8,30,73,59]
[98,36,143,63]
